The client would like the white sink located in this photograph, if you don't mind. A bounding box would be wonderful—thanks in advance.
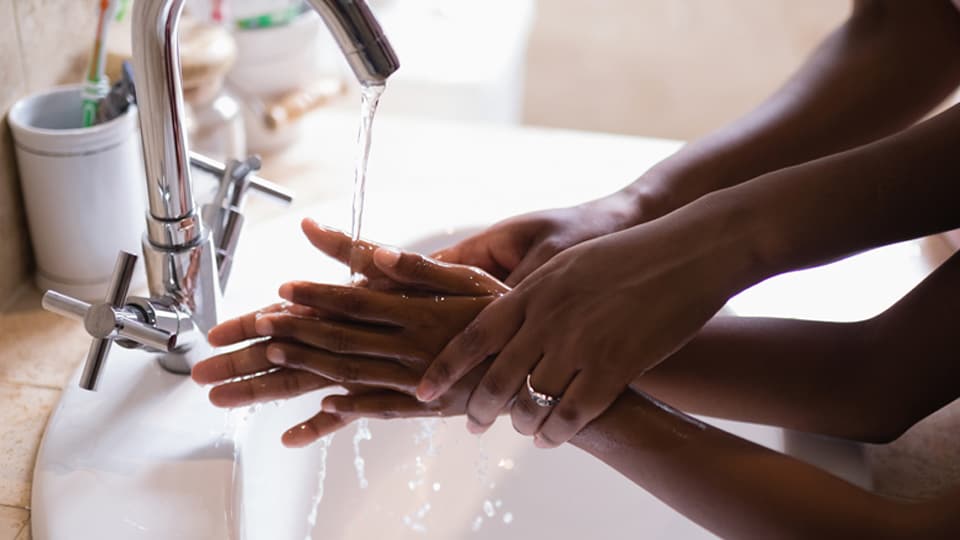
[31,110,941,537]
[31,214,730,539]
[36,196,927,539]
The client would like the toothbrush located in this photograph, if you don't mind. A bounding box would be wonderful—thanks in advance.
[211,0,225,23]
[235,2,309,30]
[81,0,120,127]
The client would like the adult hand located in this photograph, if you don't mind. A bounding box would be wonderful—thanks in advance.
[434,189,645,286]
[417,201,759,448]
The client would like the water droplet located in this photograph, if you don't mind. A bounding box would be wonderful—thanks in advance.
[483,500,495,517]
[352,418,372,489]
[503,512,513,524]
[471,516,484,532]
[304,434,335,539]
[495,499,502,508]
[497,458,514,470]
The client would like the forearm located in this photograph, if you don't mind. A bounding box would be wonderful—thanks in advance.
[632,316,888,440]
[571,391,949,539]
[632,249,960,441]
[737,100,960,278]
[619,0,960,221]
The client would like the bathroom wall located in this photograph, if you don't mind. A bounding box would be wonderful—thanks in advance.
[0,0,97,306]
[0,1,97,538]
[525,0,848,139]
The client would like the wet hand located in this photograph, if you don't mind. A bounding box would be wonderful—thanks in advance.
[301,217,506,295]
[193,222,509,446]
[417,219,743,448]
[193,283,499,446]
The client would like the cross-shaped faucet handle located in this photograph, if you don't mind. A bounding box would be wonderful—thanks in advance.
[42,251,176,391]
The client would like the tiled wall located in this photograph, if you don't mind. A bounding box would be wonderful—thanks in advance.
[0,3,98,538]
[0,0,97,305]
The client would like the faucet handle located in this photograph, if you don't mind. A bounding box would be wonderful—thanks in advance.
[42,251,176,391]
[189,152,293,205]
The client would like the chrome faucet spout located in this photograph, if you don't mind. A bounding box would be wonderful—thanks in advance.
[132,0,399,236]
[306,0,400,85]
[41,0,398,390]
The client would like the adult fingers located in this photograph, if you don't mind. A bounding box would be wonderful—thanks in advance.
[320,391,443,419]
[463,328,541,433]
[374,247,508,296]
[278,281,408,326]
[416,292,526,402]
[208,302,317,347]
[534,373,624,449]
[509,355,578,437]
[193,341,273,384]
[207,368,334,407]
[255,313,426,364]
[266,342,418,394]
[282,411,354,448]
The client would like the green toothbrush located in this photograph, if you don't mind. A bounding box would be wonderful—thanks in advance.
[82,0,120,127]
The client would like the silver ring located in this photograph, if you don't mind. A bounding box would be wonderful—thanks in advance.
[526,374,561,408]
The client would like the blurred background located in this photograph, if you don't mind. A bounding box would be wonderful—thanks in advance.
[525,0,847,138]
[103,0,850,157]
[0,0,854,298]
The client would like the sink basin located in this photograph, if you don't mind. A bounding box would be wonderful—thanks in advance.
[34,192,907,539]
[35,98,945,536]
[32,213,737,539]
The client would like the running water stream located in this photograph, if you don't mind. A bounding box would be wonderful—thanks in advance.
[349,83,386,282]
[347,83,386,490]
[303,83,386,539]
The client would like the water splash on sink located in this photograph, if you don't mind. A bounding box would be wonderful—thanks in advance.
[221,405,260,540]
[304,433,335,540]
[352,418,372,489]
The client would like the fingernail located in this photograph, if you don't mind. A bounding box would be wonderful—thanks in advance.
[282,423,313,448]
[375,246,402,268]
[416,380,437,402]
[278,282,294,301]
[266,345,285,365]
[466,419,487,435]
[254,315,273,335]
[534,435,550,449]
[321,398,338,413]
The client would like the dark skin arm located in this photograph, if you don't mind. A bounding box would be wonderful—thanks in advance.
[572,390,959,539]
[639,0,960,216]
[421,88,960,448]
[438,0,960,284]
[635,249,960,444]
[199,242,960,537]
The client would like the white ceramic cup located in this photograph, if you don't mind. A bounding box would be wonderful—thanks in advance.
[8,85,147,301]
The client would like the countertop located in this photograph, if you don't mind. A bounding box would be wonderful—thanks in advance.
[1,110,957,539]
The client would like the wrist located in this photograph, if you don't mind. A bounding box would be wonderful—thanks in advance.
[594,172,678,230]
[671,186,775,296]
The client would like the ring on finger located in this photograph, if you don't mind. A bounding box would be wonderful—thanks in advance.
[526,373,561,408]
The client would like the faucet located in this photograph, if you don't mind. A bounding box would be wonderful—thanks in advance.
[41,0,399,391]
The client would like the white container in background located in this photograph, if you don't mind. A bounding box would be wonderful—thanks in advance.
[8,85,146,301]
[228,9,332,154]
